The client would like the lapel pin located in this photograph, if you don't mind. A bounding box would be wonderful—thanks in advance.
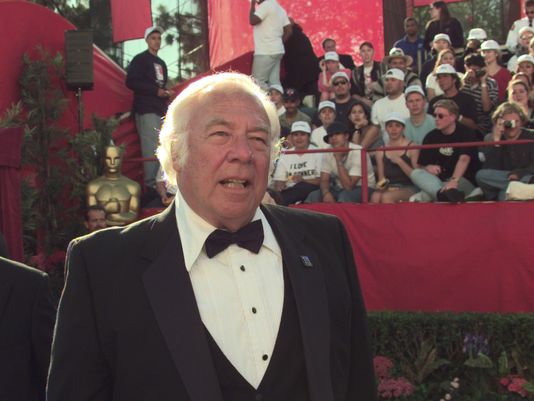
[300,256,313,268]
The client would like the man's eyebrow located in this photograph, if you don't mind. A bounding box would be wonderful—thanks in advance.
[204,118,271,134]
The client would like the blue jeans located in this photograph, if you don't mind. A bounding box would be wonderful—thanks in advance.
[305,186,371,203]
[135,113,162,188]
[410,168,474,200]
[252,54,283,90]
[476,169,533,201]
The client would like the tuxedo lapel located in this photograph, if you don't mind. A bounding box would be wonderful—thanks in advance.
[141,205,223,401]
[262,206,334,401]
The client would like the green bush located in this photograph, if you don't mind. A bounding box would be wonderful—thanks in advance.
[368,312,534,400]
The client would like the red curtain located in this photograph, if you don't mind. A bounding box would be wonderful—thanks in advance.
[111,0,152,43]
[0,128,24,261]
[208,0,385,69]
[297,202,534,313]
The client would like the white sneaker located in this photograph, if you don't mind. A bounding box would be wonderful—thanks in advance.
[506,181,534,200]
[409,191,432,202]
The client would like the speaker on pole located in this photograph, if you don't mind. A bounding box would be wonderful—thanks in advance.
[65,30,94,91]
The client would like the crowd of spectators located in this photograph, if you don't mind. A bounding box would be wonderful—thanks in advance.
[267,0,534,205]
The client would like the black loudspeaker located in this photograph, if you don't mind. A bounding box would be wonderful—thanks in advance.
[65,30,94,90]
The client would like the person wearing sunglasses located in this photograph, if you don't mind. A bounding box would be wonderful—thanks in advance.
[410,99,480,202]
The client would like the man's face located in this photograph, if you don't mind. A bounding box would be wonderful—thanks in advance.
[436,74,455,92]
[360,45,374,64]
[388,57,407,70]
[405,20,418,36]
[329,132,349,148]
[526,5,534,20]
[269,89,283,106]
[406,93,425,115]
[146,32,162,53]
[384,78,403,96]
[501,112,523,139]
[481,49,497,63]
[290,131,310,150]
[174,90,271,231]
[323,39,336,52]
[319,107,336,126]
[283,98,299,113]
[465,64,482,83]
[85,210,106,232]
[466,39,481,50]
[433,39,450,52]
[332,78,350,98]
[434,107,456,131]
[104,147,122,174]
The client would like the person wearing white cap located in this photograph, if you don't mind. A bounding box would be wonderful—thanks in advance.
[462,54,499,135]
[404,85,435,144]
[330,71,354,126]
[310,101,336,149]
[455,28,488,74]
[506,0,534,53]
[371,48,422,102]
[319,38,356,70]
[249,0,292,90]
[423,1,464,51]
[411,99,480,203]
[371,113,419,204]
[371,68,410,144]
[426,48,457,101]
[272,121,322,205]
[419,33,452,87]
[318,52,351,101]
[126,25,173,191]
[481,40,512,102]
[516,54,534,85]
[268,84,286,116]
[507,26,534,73]
[428,63,478,131]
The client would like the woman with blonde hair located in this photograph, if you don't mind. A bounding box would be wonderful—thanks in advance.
[425,48,458,100]
[507,79,534,126]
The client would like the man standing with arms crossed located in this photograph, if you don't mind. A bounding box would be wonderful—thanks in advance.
[126,25,173,191]
[249,0,292,90]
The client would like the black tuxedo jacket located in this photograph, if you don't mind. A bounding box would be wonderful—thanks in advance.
[0,257,55,401]
[48,204,376,401]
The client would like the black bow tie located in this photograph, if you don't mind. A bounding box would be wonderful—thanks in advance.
[204,220,264,258]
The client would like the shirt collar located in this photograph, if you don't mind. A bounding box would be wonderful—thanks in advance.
[174,189,281,272]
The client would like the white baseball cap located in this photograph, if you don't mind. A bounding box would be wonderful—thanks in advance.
[467,28,487,41]
[324,52,340,62]
[481,40,500,51]
[518,54,534,65]
[385,112,406,126]
[519,26,534,37]
[405,85,425,97]
[291,121,311,134]
[318,100,336,112]
[268,84,284,94]
[383,68,405,81]
[435,64,457,75]
[330,71,350,84]
[433,33,451,44]
[144,25,163,40]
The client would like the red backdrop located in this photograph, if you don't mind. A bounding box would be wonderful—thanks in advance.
[208,0,385,69]
[297,202,534,313]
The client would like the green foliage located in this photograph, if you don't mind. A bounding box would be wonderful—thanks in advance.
[369,312,534,400]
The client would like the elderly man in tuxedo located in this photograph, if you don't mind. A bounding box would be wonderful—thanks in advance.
[47,72,376,401]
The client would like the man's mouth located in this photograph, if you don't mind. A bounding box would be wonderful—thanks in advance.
[220,179,250,189]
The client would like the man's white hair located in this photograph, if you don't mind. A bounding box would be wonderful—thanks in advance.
[157,72,280,184]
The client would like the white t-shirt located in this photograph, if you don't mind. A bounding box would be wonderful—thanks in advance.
[425,74,444,97]
[321,143,376,189]
[253,0,290,55]
[310,126,329,149]
[272,145,322,188]
[371,94,410,143]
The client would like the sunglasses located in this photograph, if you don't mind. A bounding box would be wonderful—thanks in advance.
[434,113,448,119]
[333,80,347,86]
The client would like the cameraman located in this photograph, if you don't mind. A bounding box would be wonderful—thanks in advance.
[461,54,499,136]
[476,102,534,200]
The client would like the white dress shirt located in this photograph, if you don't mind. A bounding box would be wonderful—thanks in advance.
[174,189,284,388]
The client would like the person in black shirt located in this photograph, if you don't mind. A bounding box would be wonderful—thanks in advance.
[428,64,478,131]
[411,99,480,202]
[126,26,173,189]
[423,1,464,51]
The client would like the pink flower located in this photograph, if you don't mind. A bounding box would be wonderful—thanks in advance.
[374,356,394,379]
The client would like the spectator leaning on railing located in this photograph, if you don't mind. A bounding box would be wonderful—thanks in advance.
[476,102,534,201]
